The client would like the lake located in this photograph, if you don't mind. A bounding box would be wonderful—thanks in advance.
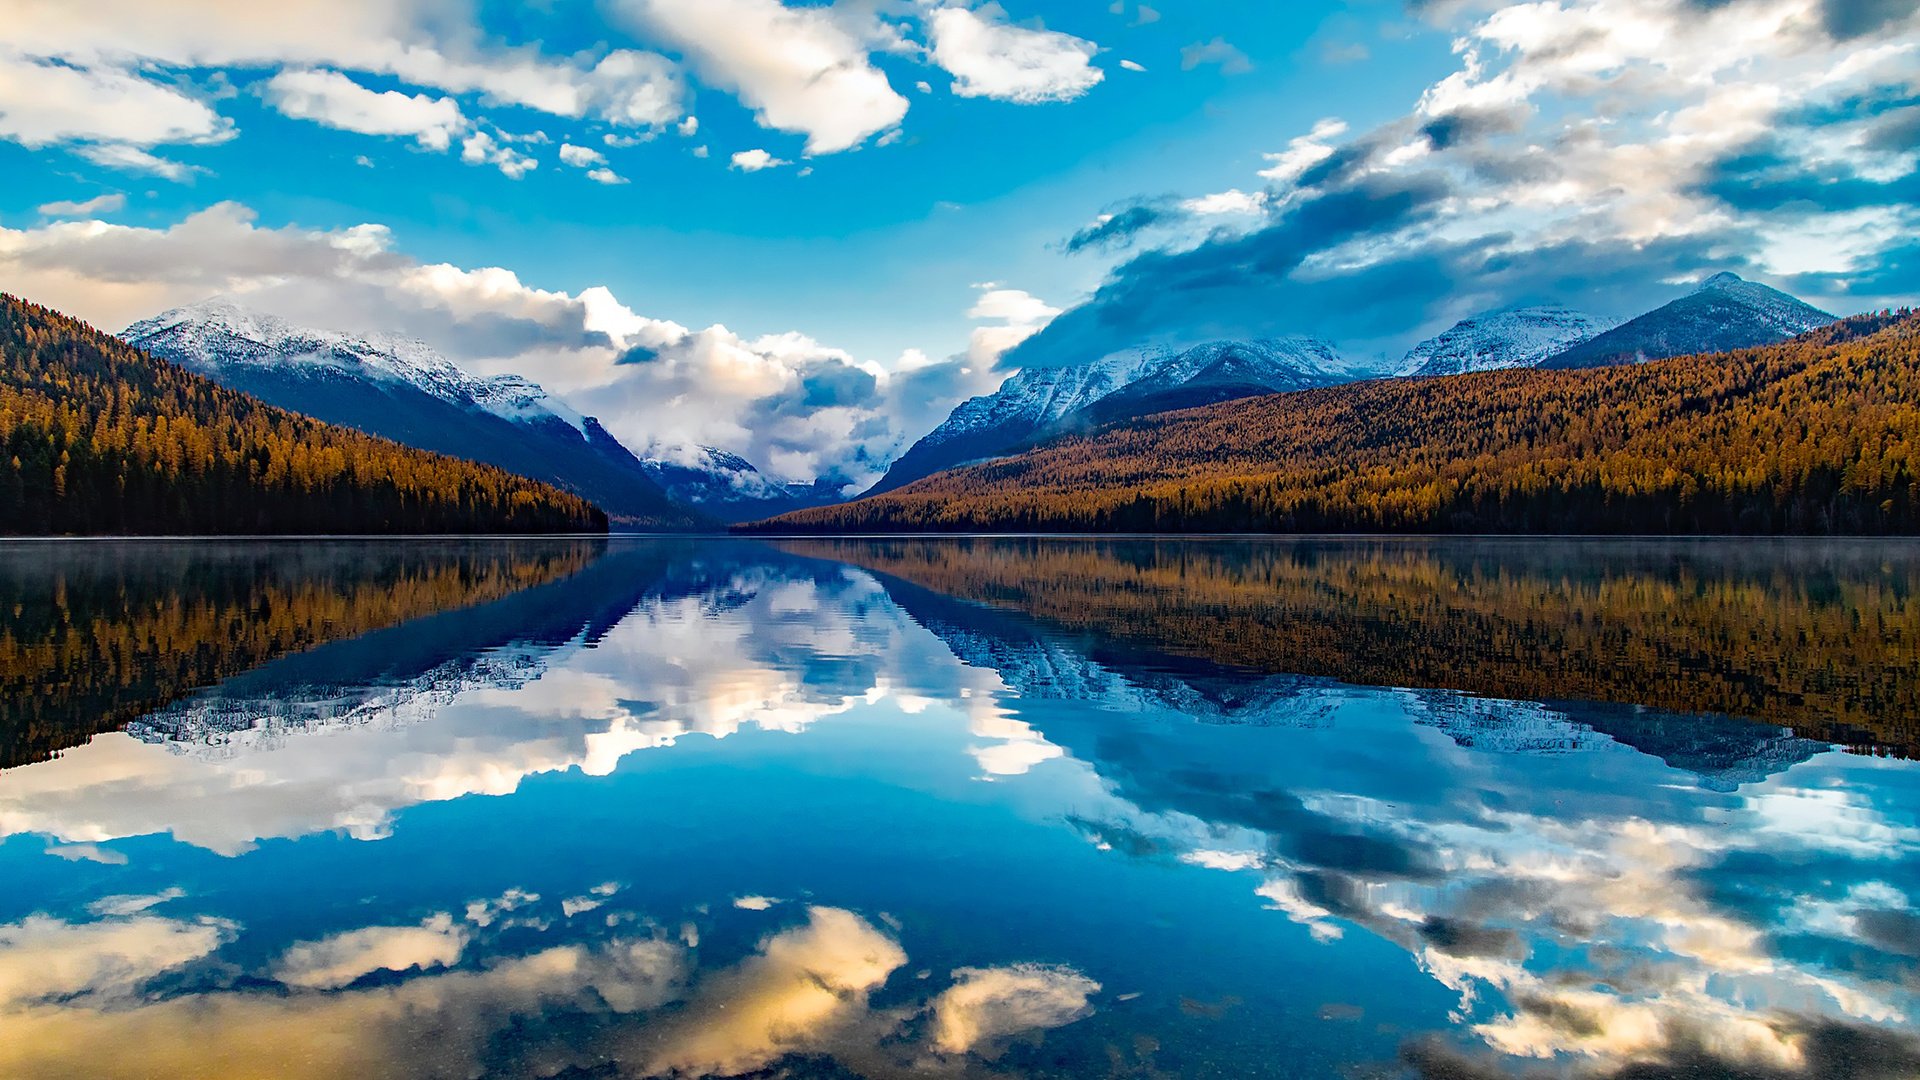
[2,536,1917,1079]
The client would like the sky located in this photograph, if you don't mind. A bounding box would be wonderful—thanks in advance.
[1,0,1916,486]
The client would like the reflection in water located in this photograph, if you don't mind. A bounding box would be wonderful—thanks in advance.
[0,537,1915,1079]
[0,538,601,769]
[784,536,1920,755]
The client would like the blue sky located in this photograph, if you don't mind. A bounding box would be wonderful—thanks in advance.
[2,0,1916,483]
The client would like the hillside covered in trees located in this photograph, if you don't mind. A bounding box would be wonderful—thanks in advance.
[1,294,607,534]
[746,311,1920,535]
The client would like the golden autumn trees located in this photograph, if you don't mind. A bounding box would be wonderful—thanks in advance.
[748,310,1920,536]
[1,294,608,535]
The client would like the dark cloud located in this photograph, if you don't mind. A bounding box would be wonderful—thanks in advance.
[1819,0,1918,39]
[1004,171,1457,368]
[791,360,879,410]
[1421,105,1531,151]
[1004,171,1754,369]
[1416,915,1524,958]
[1063,198,1182,254]
[1699,141,1920,215]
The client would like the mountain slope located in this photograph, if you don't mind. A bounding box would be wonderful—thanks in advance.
[742,310,1920,536]
[1398,306,1618,377]
[0,293,606,535]
[1541,272,1833,369]
[123,299,700,530]
[867,336,1354,495]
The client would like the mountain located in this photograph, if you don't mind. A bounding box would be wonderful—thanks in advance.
[1397,306,1618,377]
[0,293,606,536]
[639,445,849,524]
[867,336,1357,495]
[1541,272,1834,369]
[742,309,1920,536]
[122,298,700,530]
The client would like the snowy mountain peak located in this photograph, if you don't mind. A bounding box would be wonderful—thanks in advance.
[1696,271,1746,291]
[1397,305,1619,378]
[124,298,589,438]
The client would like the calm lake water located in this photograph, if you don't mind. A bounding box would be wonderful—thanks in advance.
[2,536,1918,1079]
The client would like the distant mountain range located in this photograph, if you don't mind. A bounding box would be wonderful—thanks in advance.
[867,335,1362,495]
[870,273,1835,499]
[88,271,1854,531]
[744,309,1920,536]
[1396,305,1618,377]
[639,446,847,524]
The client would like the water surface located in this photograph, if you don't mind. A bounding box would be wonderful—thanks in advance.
[2,537,1916,1079]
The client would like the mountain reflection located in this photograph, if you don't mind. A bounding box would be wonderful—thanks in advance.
[1,538,1915,1079]
[0,537,602,769]
[782,536,1920,755]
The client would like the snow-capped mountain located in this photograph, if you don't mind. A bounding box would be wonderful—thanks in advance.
[1397,306,1618,378]
[866,336,1359,496]
[640,445,848,524]
[123,298,699,528]
[1542,272,1834,369]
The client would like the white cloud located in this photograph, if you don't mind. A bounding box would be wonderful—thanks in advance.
[1180,37,1253,74]
[7,1,686,130]
[460,131,538,178]
[1257,117,1346,185]
[646,907,906,1076]
[587,167,629,185]
[263,69,466,150]
[930,964,1099,1054]
[621,0,907,153]
[927,6,1105,104]
[0,50,231,175]
[0,914,229,1010]
[1119,59,1146,72]
[273,915,468,989]
[72,143,198,180]
[677,115,699,137]
[559,142,607,168]
[965,284,1060,368]
[1183,188,1267,216]
[730,148,789,172]
[38,193,126,217]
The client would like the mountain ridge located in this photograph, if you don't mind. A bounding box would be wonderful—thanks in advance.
[123,298,702,530]
[866,335,1359,496]
[1541,272,1834,369]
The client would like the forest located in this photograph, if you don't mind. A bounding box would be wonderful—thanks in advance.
[748,310,1920,536]
[0,294,607,534]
